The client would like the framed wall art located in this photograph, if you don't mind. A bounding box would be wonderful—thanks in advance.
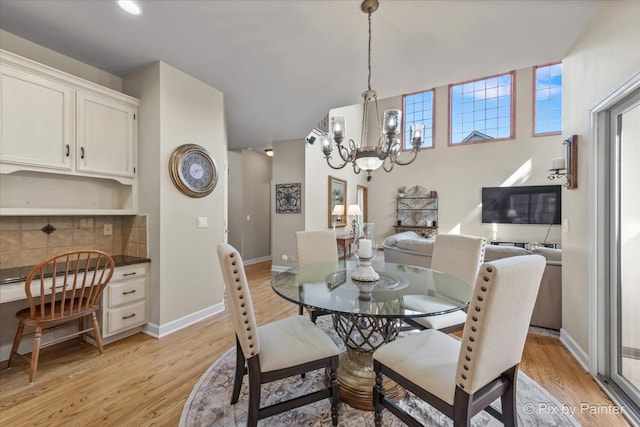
[276,183,301,214]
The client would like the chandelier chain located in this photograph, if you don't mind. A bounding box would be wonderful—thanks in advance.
[367,11,372,92]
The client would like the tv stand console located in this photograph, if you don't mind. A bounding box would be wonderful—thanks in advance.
[490,241,558,249]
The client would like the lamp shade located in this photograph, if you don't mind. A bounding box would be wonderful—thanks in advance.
[332,204,344,215]
[347,204,361,216]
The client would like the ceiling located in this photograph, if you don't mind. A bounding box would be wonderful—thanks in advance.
[0,0,600,152]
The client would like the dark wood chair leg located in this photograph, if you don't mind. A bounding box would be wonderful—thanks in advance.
[329,356,340,426]
[452,389,472,427]
[29,326,42,383]
[231,339,245,405]
[501,366,518,427]
[373,367,384,427]
[247,357,261,427]
[8,321,25,368]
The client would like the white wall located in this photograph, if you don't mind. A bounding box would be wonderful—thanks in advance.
[124,61,228,330]
[227,150,243,254]
[0,30,122,91]
[562,1,640,354]
[329,67,563,248]
[271,139,305,269]
[240,150,271,262]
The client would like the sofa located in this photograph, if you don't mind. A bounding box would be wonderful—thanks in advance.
[382,231,562,330]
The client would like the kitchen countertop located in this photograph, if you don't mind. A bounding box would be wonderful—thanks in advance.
[0,255,151,285]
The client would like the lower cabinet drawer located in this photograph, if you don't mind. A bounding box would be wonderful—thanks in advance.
[107,300,147,335]
[108,277,146,307]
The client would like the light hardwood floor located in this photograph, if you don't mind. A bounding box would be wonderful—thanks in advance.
[0,261,631,426]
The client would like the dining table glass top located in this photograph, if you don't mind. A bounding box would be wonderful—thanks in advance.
[271,259,473,319]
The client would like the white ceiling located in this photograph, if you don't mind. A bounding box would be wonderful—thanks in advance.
[0,0,600,152]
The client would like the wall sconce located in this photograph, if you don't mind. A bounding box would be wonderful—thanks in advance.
[264,148,273,157]
[347,204,362,236]
[547,135,577,189]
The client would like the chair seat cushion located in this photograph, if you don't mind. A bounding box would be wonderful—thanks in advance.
[258,315,340,372]
[412,309,467,330]
[373,329,460,405]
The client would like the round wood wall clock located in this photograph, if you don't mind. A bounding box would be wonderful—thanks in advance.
[169,144,218,198]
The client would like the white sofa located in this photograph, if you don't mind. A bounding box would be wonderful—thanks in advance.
[382,231,562,330]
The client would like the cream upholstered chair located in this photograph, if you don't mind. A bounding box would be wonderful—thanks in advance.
[373,254,546,426]
[295,230,338,322]
[404,234,486,333]
[217,243,340,427]
[8,250,115,383]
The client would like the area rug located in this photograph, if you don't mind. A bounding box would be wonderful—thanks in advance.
[180,318,578,426]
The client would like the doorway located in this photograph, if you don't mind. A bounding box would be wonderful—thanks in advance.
[592,74,640,423]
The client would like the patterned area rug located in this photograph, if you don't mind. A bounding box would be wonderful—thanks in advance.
[180,318,578,426]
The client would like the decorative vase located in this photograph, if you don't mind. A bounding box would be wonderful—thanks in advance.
[351,223,379,282]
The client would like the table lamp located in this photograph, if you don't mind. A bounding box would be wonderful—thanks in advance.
[347,204,362,237]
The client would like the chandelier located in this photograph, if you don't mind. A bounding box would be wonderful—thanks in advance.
[320,0,424,181]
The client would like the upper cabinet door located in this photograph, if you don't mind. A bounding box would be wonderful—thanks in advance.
[76,91,137,178]
[0,65,73,171]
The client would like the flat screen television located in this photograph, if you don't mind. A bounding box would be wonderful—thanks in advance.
[482,185,561,225]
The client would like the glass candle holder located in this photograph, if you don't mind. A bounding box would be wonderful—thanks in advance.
[351,222,379,281]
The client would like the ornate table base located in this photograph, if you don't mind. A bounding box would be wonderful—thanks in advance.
[337,347,405,411]
[333,313,406,410]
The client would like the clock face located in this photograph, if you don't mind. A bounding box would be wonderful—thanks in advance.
[169,144,218,197]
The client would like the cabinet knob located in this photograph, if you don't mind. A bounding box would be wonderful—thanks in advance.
[65,144,70,157]
[80,147,85,159]
[122,313,136,319]
[123,272,137,277]
[122,289,137,295]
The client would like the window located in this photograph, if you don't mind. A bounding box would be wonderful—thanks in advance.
[449,72,514,145]
[403,90,434,150]
[534,63,562,135]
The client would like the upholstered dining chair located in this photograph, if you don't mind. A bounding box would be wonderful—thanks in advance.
[295,230,338,322]
[8,250,115,383]
[373,254,546,427]
[217,243,340,427]
[404,233,486,333]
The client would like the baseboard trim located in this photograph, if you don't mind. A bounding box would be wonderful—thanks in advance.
[143,302,225,339]
[243,256,271,266]
[560,327,589,371]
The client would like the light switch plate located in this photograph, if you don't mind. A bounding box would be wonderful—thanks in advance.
[103,224,113,236]
[197,217,208,228]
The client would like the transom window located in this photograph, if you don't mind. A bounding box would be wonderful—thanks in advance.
[534,63,562,135]
[402,89,434,150]
[449,72,514,145]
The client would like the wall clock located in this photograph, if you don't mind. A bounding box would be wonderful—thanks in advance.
[169,144,218,198]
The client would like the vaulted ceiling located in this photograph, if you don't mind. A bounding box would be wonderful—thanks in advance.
[0,0,600,151]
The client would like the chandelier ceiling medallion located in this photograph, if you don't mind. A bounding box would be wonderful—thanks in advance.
[320,0,424,181]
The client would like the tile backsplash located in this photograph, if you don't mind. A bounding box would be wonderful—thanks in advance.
[0,215,148,269]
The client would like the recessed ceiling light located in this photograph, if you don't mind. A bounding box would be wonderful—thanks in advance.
[117,0,142,16]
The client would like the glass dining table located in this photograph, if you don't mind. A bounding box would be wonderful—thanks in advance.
[271,258,472,411]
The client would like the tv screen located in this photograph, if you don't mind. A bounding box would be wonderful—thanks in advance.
[482,185,561,225]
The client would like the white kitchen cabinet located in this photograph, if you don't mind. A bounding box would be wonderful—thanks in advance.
[101,263,149,340]
[76,91,137,178]
[0,62,73,171]
[0,49,140,215]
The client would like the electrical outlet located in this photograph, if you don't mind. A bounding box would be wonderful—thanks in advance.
[103,224,113,236]
[197,217,208,228]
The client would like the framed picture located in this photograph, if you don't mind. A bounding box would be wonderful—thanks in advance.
[276,183,301,214]
[328,176,347,228]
